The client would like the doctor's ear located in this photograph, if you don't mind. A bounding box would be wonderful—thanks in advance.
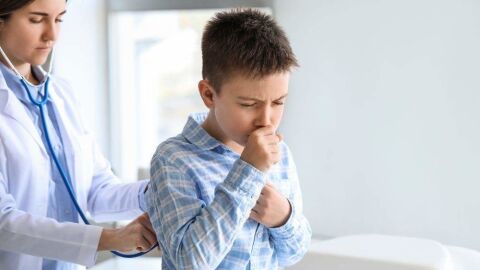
[198,80,216,108]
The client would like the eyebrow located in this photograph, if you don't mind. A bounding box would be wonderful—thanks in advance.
[29,10,67,17]
[237,94,288,102]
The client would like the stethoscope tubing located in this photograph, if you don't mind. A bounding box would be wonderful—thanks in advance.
[33,78,158,258]
[1,45,157,258]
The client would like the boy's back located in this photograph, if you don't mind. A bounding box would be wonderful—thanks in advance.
[146,9,311,269]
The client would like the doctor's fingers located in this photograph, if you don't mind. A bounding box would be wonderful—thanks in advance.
[136,236,154,252]
[131,214,157,248]
[136,213,156,236]
[139,226,157,249]
[130,224,156,252]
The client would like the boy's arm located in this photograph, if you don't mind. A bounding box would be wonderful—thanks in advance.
[267,147,312,267]
[147,157,265,270]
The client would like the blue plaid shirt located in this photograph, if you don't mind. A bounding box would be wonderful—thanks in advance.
[146,113,311,269]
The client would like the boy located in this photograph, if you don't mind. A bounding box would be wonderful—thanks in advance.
[146,9,311,269]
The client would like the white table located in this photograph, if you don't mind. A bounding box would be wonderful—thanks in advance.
[287,235,480,270]
[90,257,162,270]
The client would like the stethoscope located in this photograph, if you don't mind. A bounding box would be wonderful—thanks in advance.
[0,46,157,258]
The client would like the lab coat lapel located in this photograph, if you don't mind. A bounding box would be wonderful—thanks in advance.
[47,84,78,192]
[0,84,48,157]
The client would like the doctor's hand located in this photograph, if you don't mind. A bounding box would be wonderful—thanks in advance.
[97,213,157,252]
[250,182,292,228]
[241,126,282,172]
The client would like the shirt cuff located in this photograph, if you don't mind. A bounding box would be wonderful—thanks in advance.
[137,181,149,212]
[268,199,297,239]
[223,158,266,200]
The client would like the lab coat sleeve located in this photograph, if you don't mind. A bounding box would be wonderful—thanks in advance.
[54,78,147,223]
[267,144,312,267]
[0,167,102,266]
[86,134,147,222]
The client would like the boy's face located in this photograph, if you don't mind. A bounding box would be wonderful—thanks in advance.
[203,72,289,148]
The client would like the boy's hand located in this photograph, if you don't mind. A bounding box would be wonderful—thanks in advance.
[250,182,292,228]
[240,126,282,172]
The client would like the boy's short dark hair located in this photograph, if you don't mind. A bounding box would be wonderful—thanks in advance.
[201,8,298,92]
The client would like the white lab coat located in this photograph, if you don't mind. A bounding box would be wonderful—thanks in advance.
[0,70,147,270]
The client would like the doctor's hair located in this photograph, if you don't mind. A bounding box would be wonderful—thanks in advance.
[0,0,67,21]
[0,0,34,21]
[201,8,298,92]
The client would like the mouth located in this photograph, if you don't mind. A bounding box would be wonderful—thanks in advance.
[35,48,52,57]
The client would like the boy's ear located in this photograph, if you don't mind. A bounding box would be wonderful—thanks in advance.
[198,79,216,109]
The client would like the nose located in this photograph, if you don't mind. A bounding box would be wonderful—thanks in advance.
[42,21,59,44]
[254,105,272,128]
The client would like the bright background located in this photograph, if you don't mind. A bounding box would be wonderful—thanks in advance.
[55,0,480,253]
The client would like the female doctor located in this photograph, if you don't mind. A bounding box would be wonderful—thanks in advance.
[0,0,157,269]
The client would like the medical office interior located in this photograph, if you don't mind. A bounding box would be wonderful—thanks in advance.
[53,0,479,269]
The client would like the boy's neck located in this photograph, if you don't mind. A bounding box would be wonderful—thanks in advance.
[201,111,245,154]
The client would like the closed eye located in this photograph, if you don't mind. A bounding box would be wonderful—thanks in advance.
[240,103,256,107]
[29,17,43,23]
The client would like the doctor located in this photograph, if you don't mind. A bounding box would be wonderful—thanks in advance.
[0,0,157,269]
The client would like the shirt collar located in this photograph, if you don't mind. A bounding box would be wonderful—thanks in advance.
[0,62,50,105]
[182,112,227,151]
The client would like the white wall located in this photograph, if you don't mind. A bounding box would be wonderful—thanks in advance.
[274,0,480,250]
[55,0,109,156]
[53,0,480,251]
